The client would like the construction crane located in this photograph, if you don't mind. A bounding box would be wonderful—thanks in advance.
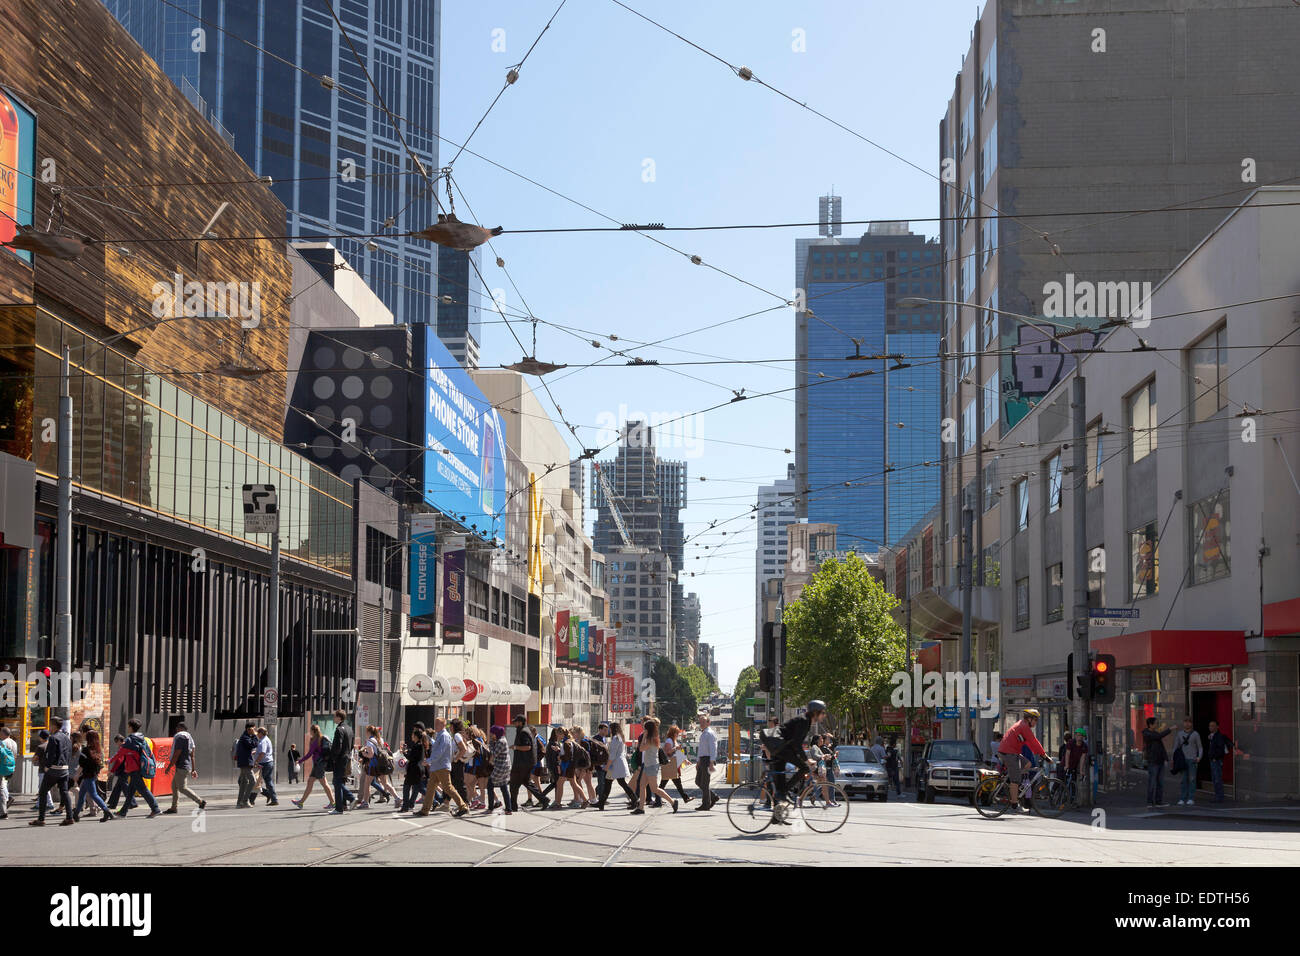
[592,460,634,549]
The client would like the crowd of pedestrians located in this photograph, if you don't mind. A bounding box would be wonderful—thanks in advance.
[1,710,731,824]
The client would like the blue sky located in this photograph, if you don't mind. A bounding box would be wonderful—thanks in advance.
[440,0,981,690]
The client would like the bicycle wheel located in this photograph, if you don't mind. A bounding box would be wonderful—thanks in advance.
[974,776,1010,818]
[726,783,774,834]
[1032,777,1068,818]
[799,781,850,833]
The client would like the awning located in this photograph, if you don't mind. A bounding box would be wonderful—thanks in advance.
[1089,629,1248,669]
[892,585,1000,642]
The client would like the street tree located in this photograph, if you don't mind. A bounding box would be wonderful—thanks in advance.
[651,656,697,728]
[679,664,717,703]
[781,552,907,732]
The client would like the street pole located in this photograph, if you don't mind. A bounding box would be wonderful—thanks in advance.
[267,520,280,772]
[960,505,974,743]
[1070,376,1091,753]
[55,347,73,709]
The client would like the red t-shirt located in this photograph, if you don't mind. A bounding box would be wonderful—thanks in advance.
[998,719,1045,758]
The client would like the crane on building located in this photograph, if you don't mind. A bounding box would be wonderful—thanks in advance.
[592,460,634,549]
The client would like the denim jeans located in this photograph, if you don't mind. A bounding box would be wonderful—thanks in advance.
[1179,761,1198,803]
[76,776,108,814]
[1210,759,1225,801]
[258,762,277,802]
[1146,762,1164,805]
[121,770,159,814]
[332,768,353,809]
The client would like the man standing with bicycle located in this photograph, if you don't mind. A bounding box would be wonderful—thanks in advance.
[997,708,1046,814]
[762,700,826,817]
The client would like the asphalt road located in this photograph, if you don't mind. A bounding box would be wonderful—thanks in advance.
[3,785,1297,865]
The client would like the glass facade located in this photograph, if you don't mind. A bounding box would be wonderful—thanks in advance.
[106,0,442,325]
[21,307,352,573]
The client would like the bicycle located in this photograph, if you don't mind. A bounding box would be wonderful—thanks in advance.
[727,763,850,834]
[973,757,1067,819]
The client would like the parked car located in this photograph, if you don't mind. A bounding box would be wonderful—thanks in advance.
[832,745,889,801]
[916,739,983,803]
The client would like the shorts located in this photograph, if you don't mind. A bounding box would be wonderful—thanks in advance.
[311,762,326,780]
[1000,752,1025,784]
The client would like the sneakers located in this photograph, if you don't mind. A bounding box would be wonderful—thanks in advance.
[452,806,468,818]
[146,810,162,819]
[162,808,178,814]
[199,800,206,810]
[1176,800,1185,806]
[292,799,304,808]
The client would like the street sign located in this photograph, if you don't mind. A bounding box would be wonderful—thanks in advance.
[935,707,980,720]
[1089,607,1140,626]
[242,483,279,534]
[262,687,278,707]
[356,678,377,693]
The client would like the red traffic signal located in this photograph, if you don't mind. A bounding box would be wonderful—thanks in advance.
[1090,654,1116,704]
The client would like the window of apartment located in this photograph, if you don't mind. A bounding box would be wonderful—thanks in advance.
[1045,563,1064,622]
[1015,479,1029,531]
[1129,522,1159,599]
[979,121,998,192]
[980,38,997,108]
[1087,545,1105,608]
[510,644,526,683]
[1086,419,1105,488]
[468,577,489,620]
[510,596,526,633]
[983,288,998,347]
[961,249,976,301]
[962,400,976,452]
[982,370,999,433]
[1190,324,1228,422]
[961,322,977,377]
[1015,577,1030,631]
[983,461,998,513]
[1046,453,1062,513]
[1190,490,1230,585]
[983,539,1001,586]
[1128,381,1157,462]
[980,212,998,268]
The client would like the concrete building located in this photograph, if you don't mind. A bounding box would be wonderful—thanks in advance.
[755,463,796,665]
[996,188,1300,801]
[677,592,701,667]
[930,0,1300,713]
[608,548,671,687]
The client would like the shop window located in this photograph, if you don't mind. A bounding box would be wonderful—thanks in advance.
[1189,490,1230,585]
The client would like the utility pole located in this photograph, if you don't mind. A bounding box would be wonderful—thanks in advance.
[55,347,73,709]
[1070,376,1091,742]
[959,505,974,743]
[904,570,913,788]
[267,519,281,761]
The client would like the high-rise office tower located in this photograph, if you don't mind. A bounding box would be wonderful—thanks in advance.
[435,247,483,369]
[754,463,796,659]
[936,0,1300,594]
[592,422,687,660]
[104,0,442,325]
[795,203,942,551]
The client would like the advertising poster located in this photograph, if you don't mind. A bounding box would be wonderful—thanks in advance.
[0,87,36,262]
[409,514,438,636]
[569,618,580,664]
[606,633,617,679]
[418,326,507,544]
[578,620,588,667]
[591,628,603,676]
[442,547,465,645]
[555,609,569,664]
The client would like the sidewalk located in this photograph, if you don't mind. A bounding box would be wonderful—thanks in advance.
[1091,773,1300,825]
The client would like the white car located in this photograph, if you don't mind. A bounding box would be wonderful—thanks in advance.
[830,745,889,801]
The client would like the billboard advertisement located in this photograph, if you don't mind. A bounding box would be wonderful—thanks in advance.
[591,628,603,676]
[409,514,438,636]
[0,87,36,263]
[605,633,617,679]
[442,547,465,644]
[569,618,580,665]
[578,620,589,667]
[418,325,506,543]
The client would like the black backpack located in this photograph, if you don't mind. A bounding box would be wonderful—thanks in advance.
[319,736,334,771]
[572,739,591,769]
[589,737,609,768]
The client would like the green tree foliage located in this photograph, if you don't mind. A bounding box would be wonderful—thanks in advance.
[781,553,907,730]
[650,656,698,728]
[679,664,717,703]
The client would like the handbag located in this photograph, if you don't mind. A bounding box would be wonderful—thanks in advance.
[1171,738,1187,776]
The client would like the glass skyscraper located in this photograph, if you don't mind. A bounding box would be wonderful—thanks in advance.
[795,220,941,549]
[104,0,441,326]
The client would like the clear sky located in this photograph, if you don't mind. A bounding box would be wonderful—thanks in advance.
[439,0,982,691]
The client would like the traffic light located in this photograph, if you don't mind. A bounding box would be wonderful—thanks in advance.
[758,667,773,692]
[1067,653,1076,701]
[762,622,776,668]
[1091,654,1115,704]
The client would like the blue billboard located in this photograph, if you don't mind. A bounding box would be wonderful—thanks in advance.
[418,325,506,543]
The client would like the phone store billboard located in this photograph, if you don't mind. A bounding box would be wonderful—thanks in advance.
[417,325,506,543]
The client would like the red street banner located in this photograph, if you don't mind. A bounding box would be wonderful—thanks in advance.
[591,628,603,675]
[555,610,570,664]
[606,633,617,680]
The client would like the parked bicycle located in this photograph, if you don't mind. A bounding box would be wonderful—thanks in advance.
[727,764,850,834]
[973,756,1068,818]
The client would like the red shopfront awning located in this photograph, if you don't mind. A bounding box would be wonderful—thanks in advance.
[1089,629,1247,669]
[1263,597,1300,638]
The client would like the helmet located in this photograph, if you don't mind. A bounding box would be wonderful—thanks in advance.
[1023,708,1041,719]
[806,699,827,715]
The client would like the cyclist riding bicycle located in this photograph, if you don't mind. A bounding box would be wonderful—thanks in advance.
[997,708,1047,813]
[761,700,826,813]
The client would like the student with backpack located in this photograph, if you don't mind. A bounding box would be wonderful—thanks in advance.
[0,725,17,819]
[508,715,548,811]
[292,724,335,810]
[570,726,596,806]
[113,718,161,819]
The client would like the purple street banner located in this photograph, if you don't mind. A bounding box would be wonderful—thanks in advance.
[442,548,465,645]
